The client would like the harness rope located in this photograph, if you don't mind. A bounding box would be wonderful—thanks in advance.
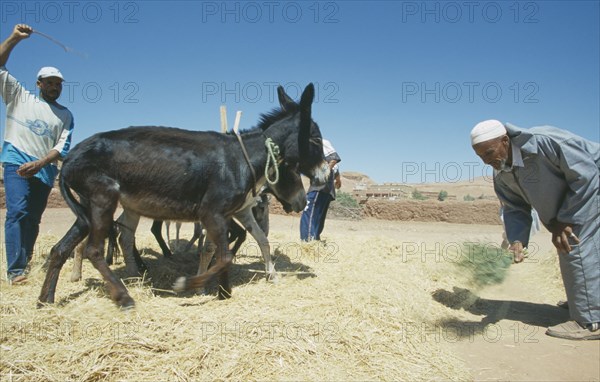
[265,138,280,185]
[234,134,281,197]
[234,133,258,197]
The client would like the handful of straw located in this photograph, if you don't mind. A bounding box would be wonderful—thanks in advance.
[455,242,513,287]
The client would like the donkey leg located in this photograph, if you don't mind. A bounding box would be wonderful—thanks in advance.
[183,222,203,253]
[86,244,134,308]
[131,243,148,274]
[228,220,247,256]
[151,220,172,258]
[87,201,135,308]
[106,221,120,265]
[165,221,172,252]
[197,237,213,276]
[175,222,182,252]
[235,208,277,282]
[70,239,86,282]
[39,219,89,306]
[192,230,212,295]
[117,210,144,277]
[174,217,232,299]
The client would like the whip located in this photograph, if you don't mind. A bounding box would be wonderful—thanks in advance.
[32,29,89,59]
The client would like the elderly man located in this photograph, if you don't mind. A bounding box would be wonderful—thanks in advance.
[1,24,74,284]
[471,120,599,340]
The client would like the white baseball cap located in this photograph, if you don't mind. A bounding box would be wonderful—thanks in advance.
[37,66,64,81]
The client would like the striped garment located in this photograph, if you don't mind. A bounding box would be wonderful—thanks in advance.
[0,65,73,186]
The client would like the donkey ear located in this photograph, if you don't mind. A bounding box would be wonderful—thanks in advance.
[277,86,296,112]
[299,83,315,111]
[298,83,318,166]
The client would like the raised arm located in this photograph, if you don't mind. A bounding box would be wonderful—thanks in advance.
[0,24,33,66]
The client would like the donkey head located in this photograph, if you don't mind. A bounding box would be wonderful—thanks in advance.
[267,83,329,186]
[266,161,306,213]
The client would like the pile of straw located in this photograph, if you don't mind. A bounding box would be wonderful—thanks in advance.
[1,221,501,381]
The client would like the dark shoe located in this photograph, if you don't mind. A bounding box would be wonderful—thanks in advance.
[546,321,600,340]
[557,300,569,309]
[9,275,28,285]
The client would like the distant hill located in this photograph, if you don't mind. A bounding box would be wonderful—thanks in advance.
[300,171,376,193]
[404,176,496,200]
[339,171,376,192]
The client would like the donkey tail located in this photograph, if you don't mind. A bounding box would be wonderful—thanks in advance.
[173,260,232,293]
[59,175,90,228]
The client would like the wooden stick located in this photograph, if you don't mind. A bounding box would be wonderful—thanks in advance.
[233,111,242,134]
[220,105,228,133]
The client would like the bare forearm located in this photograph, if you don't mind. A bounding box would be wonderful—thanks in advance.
[0,24,32,66]
[0,36,20,66]
[40,149,61,166]
[16,150,61,178]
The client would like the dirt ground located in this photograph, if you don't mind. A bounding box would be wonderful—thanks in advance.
[0,174,502,225]
[1,208,598,381]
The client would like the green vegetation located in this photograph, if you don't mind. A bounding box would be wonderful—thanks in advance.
[463,194,476,202]
[412,189,428,200]
[437,190,448,201]
[455,242,513,287]
[335,191,360,209]
[330,191,363,220]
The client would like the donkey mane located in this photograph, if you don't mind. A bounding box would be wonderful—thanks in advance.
[225,107,293,136]
[255,106,298,132]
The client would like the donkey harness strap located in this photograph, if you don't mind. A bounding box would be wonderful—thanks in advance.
[234,132,258,197]
[265,138,280,186]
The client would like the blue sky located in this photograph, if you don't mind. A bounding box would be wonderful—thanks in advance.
[1,0,598,184]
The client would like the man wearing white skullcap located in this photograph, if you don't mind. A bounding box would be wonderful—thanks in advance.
[471,120,600,340]
[0,24,74,285]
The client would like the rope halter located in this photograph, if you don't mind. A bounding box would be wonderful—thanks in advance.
[264,138,281,185]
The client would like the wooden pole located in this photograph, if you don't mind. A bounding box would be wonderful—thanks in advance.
[233,111,242,134]
[220,105,228,133]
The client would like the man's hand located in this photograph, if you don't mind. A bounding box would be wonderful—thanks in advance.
[1,24,33,68]
[509,241,525,263]
[328,160,337,171]
[13,24,33,40]
[17,160,43,178]
[334,175,341,189]
[549,220,579,254]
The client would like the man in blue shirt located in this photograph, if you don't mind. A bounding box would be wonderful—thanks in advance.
[1,24,74,284]
[471,119,599,340]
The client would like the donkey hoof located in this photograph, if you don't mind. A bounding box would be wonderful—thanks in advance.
[267,272,279,284]
[217,288,232,300]
[117,295,136,310]
[36,300,52,309]
[194,288,208,296]
[173,277,188,292]
[120,302,136,311]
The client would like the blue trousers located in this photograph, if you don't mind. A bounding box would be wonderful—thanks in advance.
[300,190,333,241]
[3,164,51,279]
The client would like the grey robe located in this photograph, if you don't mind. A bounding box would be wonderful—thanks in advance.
[494,123,599,324]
